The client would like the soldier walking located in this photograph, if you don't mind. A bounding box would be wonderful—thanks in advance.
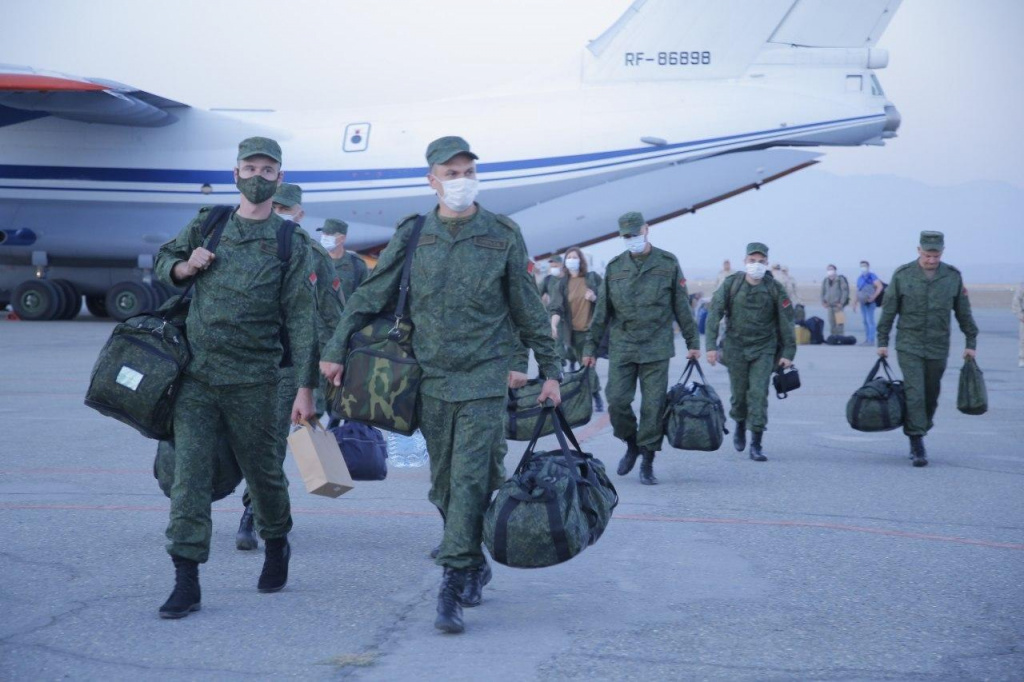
[877,231,979,467]
[154,137,317,618]
[320,136,562,634]
[705,242,796,462]
[821,264,850,336]
[319,219,368,301]
[581,212,700,485]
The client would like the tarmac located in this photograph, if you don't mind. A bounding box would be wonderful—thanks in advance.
[1,306,1022,681]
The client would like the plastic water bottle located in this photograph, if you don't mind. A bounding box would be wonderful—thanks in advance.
[386,430,429,468]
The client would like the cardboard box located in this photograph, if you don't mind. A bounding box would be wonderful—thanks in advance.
[287,421,354,497]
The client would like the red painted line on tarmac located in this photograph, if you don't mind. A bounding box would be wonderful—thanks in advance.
[1,502,1020,551]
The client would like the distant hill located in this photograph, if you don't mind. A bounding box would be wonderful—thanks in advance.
[583,170,1024,285]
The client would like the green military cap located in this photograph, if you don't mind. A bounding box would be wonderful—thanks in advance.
[618,211,646,236]
[919,230,945,251]
[272,182,302,207]
[426,136,478,166]
[317,218,348,235]
[237,136,282,164]
[548,255,563,264]
[746,241,769,257]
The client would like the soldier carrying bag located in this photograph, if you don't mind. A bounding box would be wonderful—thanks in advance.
[957,356,988,415]
[84,206,233,440]
[484,406,618,569]
[663,358,728,451]
[846,357,906,432]
[330,216,425,436]
[506,367,593,441]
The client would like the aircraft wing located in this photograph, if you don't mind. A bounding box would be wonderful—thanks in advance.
[0,64,186,127]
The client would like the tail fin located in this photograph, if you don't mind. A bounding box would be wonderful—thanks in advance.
[768,0,903,48]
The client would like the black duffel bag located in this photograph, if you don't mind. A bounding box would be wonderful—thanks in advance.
[329,421,388,481]
[772,366,801,399]
[846,357,906,432]
[506,367,593,441]
[826,334,857,345]
[484,406,618,568]
[663,359,728,451]
[153,435,242,502]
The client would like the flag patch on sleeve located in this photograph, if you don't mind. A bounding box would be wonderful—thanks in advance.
[332,277,341,292]
[308,272,318,286]
[783,298,792,308]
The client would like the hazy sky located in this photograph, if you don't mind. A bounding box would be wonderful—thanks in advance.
[6,0,1024,189]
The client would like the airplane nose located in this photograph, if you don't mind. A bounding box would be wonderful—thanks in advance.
[882,104,901,138]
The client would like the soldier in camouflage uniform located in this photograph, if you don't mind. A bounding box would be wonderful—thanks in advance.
[582,212,700,485]
[705,242,796,462]
[153,137,317,618]
[319,219,368,302]
[877,231,978,467]
[320,136,562,635]
[235,182,345,551]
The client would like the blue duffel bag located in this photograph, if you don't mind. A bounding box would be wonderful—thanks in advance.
[329,422,388,481]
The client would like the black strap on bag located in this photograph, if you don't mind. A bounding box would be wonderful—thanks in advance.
[163,205,233,322]
[388,215,426,340]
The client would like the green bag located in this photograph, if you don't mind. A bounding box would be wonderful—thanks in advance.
[663,359,728,451]
[484,406,617,569]
[330,216,425,436]
[957,356,988,415]
[846,357,906,432]
[153,436,242,502]
[505,367,593,441]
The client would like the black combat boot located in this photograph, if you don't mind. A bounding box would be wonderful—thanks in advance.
[235,504,258,551]
[257,536,290,593]
[593,392,605,413]
[749,431,767,462]
[639,450,658,485]
[910,436,928,467]
[617,435,640,476]
[159,555,201,619]
[459,559,492,607]
[435,568,467,633]
[733,420,746,452]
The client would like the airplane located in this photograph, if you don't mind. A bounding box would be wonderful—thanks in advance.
[0,0,902,321]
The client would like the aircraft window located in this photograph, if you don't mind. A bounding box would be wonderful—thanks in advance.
[344,123,371,152]
[870,74,885,97]
[845,75,863,92]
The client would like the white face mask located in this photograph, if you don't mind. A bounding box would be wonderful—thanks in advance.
[565,258,580,273]
[437,177,479,213]
[549,266,562,277]
[276,211,299,223]
[746,262,768,280]
[827,269,837,278]
[320,235,339,250]
[860,266,869,273]
[624,235,646,254]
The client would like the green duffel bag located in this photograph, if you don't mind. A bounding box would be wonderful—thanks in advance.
[153,436,243,502]
[506,367,593,441]
[957,356,988,415]
[663,359,728,451]
[484,406,617,568]
[846,357,906,432]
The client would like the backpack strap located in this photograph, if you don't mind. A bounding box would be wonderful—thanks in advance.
[162,205,232,321]
[275,220,297,368]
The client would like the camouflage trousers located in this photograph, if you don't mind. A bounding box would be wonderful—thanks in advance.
[897,351,947,437]
[606,358,669,452]
[421,394,506,570]
[726,352,775,433]
[168,376,292,563]
[241,367,296,509]
[568,329,602,395]
[827,305,846,336]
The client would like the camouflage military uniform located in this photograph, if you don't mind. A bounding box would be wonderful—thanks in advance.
[322,205,560,570]
[705,270,796,434]
[877,255,978,438]
[155,209,316,563]
[584,238,699,453]
[333,251,368,302]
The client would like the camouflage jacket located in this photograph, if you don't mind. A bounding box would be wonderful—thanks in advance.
[705,272,797,361]
[583,246,700,363]
[155,208,318,388]
[877,260,978,359]
[322,205,562,402]
[296,228,344,355]
[332,251,368,302]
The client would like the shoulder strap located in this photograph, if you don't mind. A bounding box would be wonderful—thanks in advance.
[276,220,295,262]
[163,205,232,320]
[394,215,426,321]
[724,273,744,319]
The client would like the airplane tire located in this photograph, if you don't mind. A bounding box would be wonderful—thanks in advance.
[106,281,154,322]
[12,280,62,321]
[85,295,109,318]
[53,279,81,320]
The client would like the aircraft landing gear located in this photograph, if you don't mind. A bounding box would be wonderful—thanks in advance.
[85,295,109,318]
[105,281,155,321]
[12,280,62,321]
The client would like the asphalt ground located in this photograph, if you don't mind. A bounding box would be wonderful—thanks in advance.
[1,306,1022,681]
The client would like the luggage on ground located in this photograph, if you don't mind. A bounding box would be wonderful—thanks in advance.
[506,367,593,441]
[794,303,806,323]
[846,357,906,432]
[663,358,728,451]
[329,421,388,480]
[804,316,825,344]
[484,406,617,568]
[957,356,988,415]
[826,334,857,345]
[154,435,242,502]
[772,366,801,399]
[794,324,811,345]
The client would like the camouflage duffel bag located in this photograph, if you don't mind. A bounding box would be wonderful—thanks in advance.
[506,367,593,441]
[330,314,422,436]
[153,436,242,502]
[846,357,906,432]
[663,359,728,451]
[484,407,618,568]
